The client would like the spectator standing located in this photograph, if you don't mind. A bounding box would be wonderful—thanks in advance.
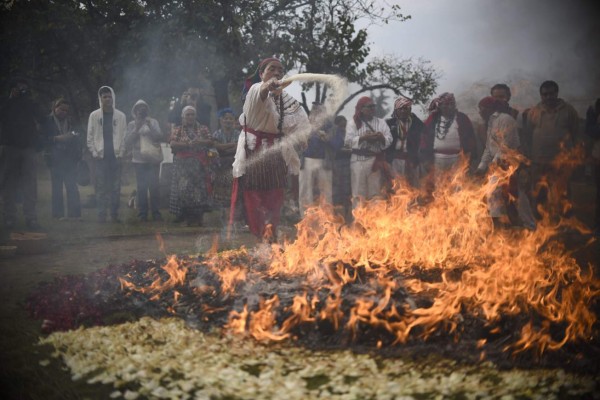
[475,96,536,229]
[385,97,424,188]
[345,96,393,208]
[524,81,579,216]
[0,79,45,230]
[124,100,164,222]
[169,106,217,226]
[299,103,345,212]
[585,98,600,236]
[331,116,352,219]
[212,107,243,228]
[86,86,127,223]
[42,98,82,220]
[420,92,476,196]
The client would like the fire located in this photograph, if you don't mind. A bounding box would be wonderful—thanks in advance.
[117,147,598,357]
[119,255,189,296]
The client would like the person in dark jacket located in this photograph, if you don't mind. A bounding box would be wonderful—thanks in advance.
[385,97,425,188]
[42,98,82,220]
[0,79,46,230]
[585,98,600,236]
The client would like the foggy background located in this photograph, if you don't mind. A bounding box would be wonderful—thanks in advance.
[357,0,600,120]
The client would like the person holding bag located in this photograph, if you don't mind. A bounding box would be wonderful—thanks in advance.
[125,99,164,222]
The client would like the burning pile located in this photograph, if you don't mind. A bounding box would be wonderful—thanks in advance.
[29,153,599,370]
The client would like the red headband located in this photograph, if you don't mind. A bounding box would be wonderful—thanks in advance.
[354,96,374,129]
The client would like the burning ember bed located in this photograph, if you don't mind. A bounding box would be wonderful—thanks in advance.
[28,157,600,398]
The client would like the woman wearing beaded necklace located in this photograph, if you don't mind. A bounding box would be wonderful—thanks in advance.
[232,57,308,241]
[385,97,424,188]
[420,92,476,173]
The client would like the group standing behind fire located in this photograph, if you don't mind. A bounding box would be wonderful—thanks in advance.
[0,73,596,238]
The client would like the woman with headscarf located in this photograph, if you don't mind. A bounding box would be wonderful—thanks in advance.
[43,98,82,220]
[169,106,218,226]
[385,96,425,188]
[124,99,164,222]
[421,92,476,172]
[344,96,393,207]
[232,57,308,241]
[212,107,243,227]
[476,96,535,229]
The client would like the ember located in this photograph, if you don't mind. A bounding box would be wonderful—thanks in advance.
[28,152,600,373]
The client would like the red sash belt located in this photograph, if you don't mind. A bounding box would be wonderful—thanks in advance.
[244,126,283,151]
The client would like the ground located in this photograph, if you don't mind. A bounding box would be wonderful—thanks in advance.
[0,162,597,399]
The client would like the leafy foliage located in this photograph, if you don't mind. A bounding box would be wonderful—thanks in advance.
[0,0,437,124]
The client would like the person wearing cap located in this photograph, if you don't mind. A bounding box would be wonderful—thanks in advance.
[42,98,82,221]
[298,102,345,213]
[169,106,217,226]
[345,96,393,208]
[124,100,164,222]
[385,97,425,188]
[86,86,127,223]
[232,57,308,241]
[476,96,535,229]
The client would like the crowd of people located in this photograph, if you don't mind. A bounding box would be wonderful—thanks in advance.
[1,63,599,241]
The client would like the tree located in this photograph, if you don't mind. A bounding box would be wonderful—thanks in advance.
[0,0,438,125]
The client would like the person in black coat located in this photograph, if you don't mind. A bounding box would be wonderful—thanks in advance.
[0,79,46,230]
[385,97,425,188]
[42,98,82,220]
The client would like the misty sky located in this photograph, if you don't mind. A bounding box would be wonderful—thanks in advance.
[316,0,599,118]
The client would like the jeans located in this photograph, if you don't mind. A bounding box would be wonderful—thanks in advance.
[94,157,122,218]
[1,146,38,224]
[134,162,160,218]
[50,158,81,218]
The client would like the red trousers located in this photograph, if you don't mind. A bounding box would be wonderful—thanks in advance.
[243,188,285,238]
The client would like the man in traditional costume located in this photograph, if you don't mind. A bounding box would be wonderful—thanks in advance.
[345,96,393,207]
[385,97,424,188]
[232,57,308,240]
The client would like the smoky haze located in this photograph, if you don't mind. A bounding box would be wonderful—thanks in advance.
[365,0,600,118]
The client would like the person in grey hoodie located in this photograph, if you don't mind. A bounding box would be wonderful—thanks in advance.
[87,86,127,223]
[124,100,164,221]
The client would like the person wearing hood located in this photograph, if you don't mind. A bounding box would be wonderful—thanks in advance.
[86,86,127,223]
[124,100,164,222]
[524,80,579,217]
[42,98,82,221]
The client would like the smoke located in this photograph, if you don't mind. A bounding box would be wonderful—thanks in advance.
[451,0,600,116]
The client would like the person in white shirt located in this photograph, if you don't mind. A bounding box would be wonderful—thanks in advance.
[344,96,392,208]
[232,57,308,240]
